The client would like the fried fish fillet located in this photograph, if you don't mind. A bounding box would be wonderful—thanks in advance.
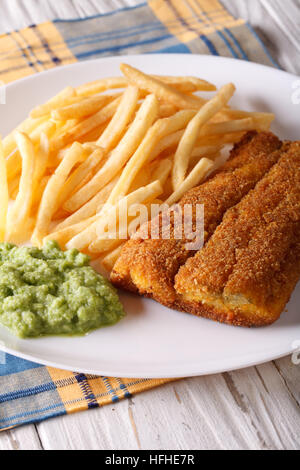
[175,141,300,327]
[111,131,282,307]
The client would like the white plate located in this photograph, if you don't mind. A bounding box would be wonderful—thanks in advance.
[0,54,299,378]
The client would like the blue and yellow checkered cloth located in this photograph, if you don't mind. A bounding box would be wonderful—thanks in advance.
[0,0,279,431]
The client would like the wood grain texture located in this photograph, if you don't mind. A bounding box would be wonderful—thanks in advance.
[0,425,42,450]
[34,362,300,450]
[0,0,299,450]
[222,0,300,74]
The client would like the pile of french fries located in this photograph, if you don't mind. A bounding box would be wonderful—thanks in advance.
[0,63,274,273]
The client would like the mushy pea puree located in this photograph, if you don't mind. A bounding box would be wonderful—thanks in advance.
[0,241,125,338]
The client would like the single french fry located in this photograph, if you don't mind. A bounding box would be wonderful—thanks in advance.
[196,132,245,147]
[127,198,163,238]
[50,96,121,153]
[64,94,159,213]
[199,118,254,136]
[67,180,162,251]
[32,132,50,193]
[8,172,20,199]
[55,174,121,231]
[218,109,274,131]
[76,77,128,96]
[89,234,126,257]
[59,147,105,208]
[101,244,125,272]
[6,120,56,182]
[0,137,8,241]
[106,110,196,206]
[120,63,204,109]
[30,119,57,144]
[128,166,152,193]
[6,132,36,241]
[189,145,222,167]
[67,165,101,196]
[252,113,275,131]
[153,75,216,93]
[31,175,50,215]
[89,238,124,255]
[32,142,86,245]
[158,103,178,118]
[30,86,76,118]
[76,123,108,144]
[51,94,113,121]
[167,158,214,206]
[44,215,98,247]
[172,83,235,189]
[7,217,36,244]
[151,158,172,186]
[2,116,47,159]
[150,129,184,161]
[97,85,139,150]
[223,108,274,122]
[82,142,100,152]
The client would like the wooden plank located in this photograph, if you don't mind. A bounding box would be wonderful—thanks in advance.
[0,425,42,450]
[36,381,220,450]
[36,367,300,450]
[226,361,300,450]
[274,356,300,406]
[3,359,300,450]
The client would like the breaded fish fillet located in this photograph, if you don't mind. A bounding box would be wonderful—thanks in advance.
[111,131,282,307]
[175,141,300,327]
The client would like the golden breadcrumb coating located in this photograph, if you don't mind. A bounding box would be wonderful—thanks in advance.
[111,131,282,307]
[175,141,300,326]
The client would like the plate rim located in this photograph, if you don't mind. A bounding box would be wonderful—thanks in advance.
[0,341,293,378]
[4,53,299,92]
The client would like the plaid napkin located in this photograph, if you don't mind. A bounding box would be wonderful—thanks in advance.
[0,0,278,431]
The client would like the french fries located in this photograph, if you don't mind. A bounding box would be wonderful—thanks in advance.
[76,77,129,96]
[172,83,235,189]
[58,146,105,208]
[50,96,121,153]
[6,132,36,242]
[167,158,214,206]
[88,181,163,254]
[32,142,86,245]
[64,94,159,212]
[153,75,216,93]
[102,244,125,272]
[105,111,193,206]
[97,85,139,150]
[6,120,56,182]
[2,116,46,158]
[2,63,275,274]
[58,174,121,230]
[30,86,76,118]
[120,63,205,110]
[51,94,113,121]
[43,215,98,248]
[67,180,163,252]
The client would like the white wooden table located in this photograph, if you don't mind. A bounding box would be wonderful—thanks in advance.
[0,0,299,450]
